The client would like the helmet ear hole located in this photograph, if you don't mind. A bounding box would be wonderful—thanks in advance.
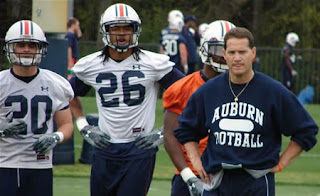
[199,20,235,72]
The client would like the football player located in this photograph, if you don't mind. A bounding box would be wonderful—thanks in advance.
[182,15,201,74]
[282,32,299,92]
[160,9,184,37]
[69,3,184,196]
[163,20,236,196]
[0,20,74,196]
[159,10,188,73]
[160,17,188,74]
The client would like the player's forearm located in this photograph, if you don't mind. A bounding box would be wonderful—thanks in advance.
[284,51,293,71]
[184,141,210,183]
[159,45,164,54]
[164,110,189,171]
[76,28,82,38]
[55,108,74,142]
[164,132,189,171]
[179,43,188,66]
[285,59,293,71]
[70,97,85,119]
[67,47,74,69]
[184,141,202,168]
[57,122,73,142]
[70,97,89,131]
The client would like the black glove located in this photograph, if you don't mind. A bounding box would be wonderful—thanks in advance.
[0,120,27,137]
[187,177,204,196]
[134,126,163,150]
[33,133,62,154]
[80,125,111,149]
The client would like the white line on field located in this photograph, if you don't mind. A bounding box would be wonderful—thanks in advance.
[300,153,320,158]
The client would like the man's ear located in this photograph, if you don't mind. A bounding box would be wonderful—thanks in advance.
[222,48,226,58]
[252,47,256,60]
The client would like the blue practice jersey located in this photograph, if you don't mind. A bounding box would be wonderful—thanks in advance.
[65,32,80,60]
[281,45,295,74]
[160,30,186,68]
[181,26,198,65]
[160,27,170,37]
[174,71,318,174]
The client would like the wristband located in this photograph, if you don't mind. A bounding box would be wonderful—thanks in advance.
[76,117,89,131]
[278,163,282,172]
[55,132,64,143]
[0,130,4,137]
[180,167,197,183]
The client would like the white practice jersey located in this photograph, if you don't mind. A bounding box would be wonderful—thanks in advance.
[0,68,74,169]
[73,50,174,143]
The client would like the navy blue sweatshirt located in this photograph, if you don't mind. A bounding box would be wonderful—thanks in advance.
[174,71,318,174]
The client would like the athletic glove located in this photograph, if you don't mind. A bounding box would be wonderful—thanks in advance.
[181,167,204,196]
[0,120,27,137]
[291,69,298,77]
[80,125,111,149]
[186,177,204,196]
[134,126,163,150]
[33,132,63,154]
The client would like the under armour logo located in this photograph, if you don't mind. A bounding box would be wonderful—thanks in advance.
[132,64,141,69]
[41,86,49,91]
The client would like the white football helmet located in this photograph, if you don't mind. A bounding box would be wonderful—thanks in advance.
[286,32,299,47]
[169,17,184,32]
[100,3,141,52]
[198,23,209,36]
[168,10,184,26]
[4,20,48,66]
[199,20,236,72]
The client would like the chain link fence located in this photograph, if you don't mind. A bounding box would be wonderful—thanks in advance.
[1,39,319,103]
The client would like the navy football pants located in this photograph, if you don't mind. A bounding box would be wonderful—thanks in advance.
[203,169,275,196]
[171,174,193,196]
[0,168,52,196]
[90,152,156,196]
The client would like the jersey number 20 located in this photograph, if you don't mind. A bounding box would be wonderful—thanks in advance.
[5,95,52,135]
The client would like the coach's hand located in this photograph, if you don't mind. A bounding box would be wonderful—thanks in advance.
[33,132,63,154]
[80,125,111,149]
[135,126,163,150]
[0,120,27,137]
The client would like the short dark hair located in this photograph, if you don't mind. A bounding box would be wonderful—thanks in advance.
[67,17,79,28]
[224,27,255,49]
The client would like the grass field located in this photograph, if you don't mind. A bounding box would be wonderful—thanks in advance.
[53,97,320,196]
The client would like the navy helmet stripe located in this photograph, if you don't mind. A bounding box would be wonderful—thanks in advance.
[125,5,128,16]
[220,21,224,37]
[30,22,33,35]
[20,21,23,35]
[115,4,118,16]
